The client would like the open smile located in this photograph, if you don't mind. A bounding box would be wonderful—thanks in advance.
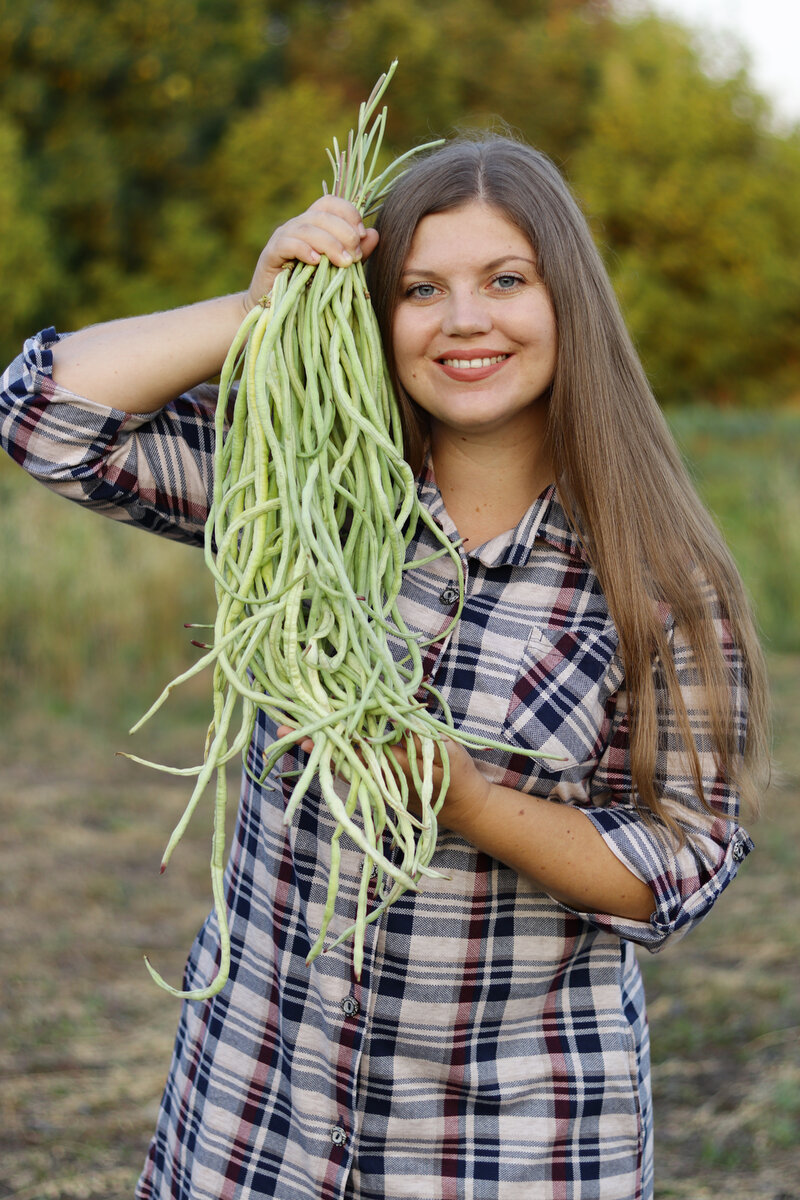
[436,353,511,381]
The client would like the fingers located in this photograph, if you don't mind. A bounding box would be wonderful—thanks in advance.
[246,196,379,308]
[276,723,314,754]
[277,196,375,268]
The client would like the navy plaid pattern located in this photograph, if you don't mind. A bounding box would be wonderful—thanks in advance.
[2,330,754,1199]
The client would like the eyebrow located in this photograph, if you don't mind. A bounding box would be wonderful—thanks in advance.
[400,254,538,278]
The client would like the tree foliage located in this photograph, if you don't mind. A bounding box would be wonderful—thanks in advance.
[0,0,798,406]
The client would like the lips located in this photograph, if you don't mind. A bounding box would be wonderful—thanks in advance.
[436,352,511,382]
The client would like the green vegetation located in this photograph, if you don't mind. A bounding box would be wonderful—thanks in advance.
[666,406,800,653]
[0,456,211,728]
[1,0,799,408]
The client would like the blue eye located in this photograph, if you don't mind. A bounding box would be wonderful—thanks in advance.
[493,273,523,290]
[406,282,437,299]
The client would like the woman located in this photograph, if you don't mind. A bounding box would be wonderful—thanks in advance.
[0,135,769,1200]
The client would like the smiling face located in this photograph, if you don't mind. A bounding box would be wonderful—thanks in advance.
[391,201,558,444]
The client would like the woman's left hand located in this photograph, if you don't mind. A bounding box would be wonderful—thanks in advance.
[274,725,490,834]
[384,734,491,834]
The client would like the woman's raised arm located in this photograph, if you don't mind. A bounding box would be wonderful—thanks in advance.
[50,196,378,413]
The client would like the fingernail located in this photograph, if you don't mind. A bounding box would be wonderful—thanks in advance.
[341,251,353,265]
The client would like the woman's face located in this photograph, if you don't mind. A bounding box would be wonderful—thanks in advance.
[391,201,557,442]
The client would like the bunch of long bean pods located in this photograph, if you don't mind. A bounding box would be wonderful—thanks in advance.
[129,63,554,1000]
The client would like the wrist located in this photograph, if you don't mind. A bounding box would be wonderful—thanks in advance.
[240,288,258,318]
[441,769,492,837]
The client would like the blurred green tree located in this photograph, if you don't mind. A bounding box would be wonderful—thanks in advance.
[570,15,800,404]
[0,0,797,407]
[0,114,59,339]
[0,0,288,337]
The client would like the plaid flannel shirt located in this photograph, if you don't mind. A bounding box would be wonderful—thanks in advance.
[2,329,754,1200]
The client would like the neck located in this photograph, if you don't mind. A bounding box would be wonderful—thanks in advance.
[430,417,554,548]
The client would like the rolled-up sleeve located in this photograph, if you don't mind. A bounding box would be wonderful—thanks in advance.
[565,596,753,951]
[0,327,217,545]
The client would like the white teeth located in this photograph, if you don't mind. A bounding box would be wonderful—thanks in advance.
[441,355,508,369]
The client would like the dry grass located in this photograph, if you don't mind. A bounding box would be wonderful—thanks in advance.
[641,654,800,1199]
[0,706,211,1200]
[1,662,798,1199]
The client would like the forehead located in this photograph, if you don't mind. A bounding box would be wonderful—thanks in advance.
[403,201,534,269]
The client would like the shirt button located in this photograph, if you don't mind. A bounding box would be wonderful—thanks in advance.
[438,585,459,605]
[330,1124,347,1146]
[341,996,360,1017]
[732,837,747,863]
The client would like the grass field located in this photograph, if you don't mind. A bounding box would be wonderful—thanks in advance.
[1,406,798,1197]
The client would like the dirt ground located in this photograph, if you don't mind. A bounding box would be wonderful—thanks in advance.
[1,659,798,1199]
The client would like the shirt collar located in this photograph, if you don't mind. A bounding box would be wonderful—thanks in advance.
[416,452,589,569]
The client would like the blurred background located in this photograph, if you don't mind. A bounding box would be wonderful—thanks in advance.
[0,1,798,1196]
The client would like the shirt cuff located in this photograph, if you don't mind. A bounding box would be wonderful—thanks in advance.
[565,803,753,950]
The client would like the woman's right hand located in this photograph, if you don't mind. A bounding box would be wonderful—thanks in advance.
[49,198,379,414]
[243,196,380,312]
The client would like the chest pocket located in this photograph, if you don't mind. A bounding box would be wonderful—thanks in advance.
[503,624,625,775]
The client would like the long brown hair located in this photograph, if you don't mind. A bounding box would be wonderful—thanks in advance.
[367,133,770,828]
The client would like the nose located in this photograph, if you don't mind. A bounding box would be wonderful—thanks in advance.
[439,288,492,337]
